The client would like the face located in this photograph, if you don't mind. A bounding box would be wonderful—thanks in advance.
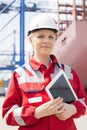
[29,29,57,56]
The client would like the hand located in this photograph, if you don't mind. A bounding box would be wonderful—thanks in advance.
[34,97,64,119]
[55,103,77,121]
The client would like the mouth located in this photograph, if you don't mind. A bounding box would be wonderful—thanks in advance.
[41,46,50,48]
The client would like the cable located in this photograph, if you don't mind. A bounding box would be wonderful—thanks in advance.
[0,11,19,32]
[0,0,16,14]
[0,31,13,44]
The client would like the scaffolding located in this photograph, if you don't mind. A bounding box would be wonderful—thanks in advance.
[0,0,58,70]
[57,0,87,35]
[0,0,58,91]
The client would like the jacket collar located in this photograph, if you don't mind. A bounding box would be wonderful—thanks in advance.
[29,55,60,70]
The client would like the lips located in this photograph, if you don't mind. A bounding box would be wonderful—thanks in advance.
[41,46,50,48]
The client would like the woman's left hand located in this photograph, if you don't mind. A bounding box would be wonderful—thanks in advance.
[55,103,77,121]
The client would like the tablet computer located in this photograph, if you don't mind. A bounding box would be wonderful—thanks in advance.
[45,69,78,103]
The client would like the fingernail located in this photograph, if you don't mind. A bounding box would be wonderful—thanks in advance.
[64,109,66,111]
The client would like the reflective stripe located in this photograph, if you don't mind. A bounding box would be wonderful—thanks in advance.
[50,64,60,79]
[14,107,26,126]
[64,65,73,80]
[15,64,44,85]
[50,64,73,80]
[78,98,87,113]
[4,104,19,120]
[4,104,26,126]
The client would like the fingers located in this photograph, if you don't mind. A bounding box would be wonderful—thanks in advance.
[55,102,65,114]
[51,97,64,105]
[55,103,77,121]
[49,97,64,114]
[34,97,64,118]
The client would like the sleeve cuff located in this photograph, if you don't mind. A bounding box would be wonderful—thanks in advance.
[72,100,86,118]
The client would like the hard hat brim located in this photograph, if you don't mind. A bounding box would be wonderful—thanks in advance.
[28,28,58,36]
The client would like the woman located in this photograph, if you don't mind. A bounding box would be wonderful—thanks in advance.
[2,13,87,130]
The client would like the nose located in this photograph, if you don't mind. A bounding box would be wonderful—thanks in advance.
[43,37,49,43]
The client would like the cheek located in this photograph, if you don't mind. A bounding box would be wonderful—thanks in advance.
[33,43,39,51]
[51,42,55,49]
[31,39,37,48]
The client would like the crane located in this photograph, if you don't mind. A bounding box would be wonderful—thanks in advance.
[0,0,57,93]
[0,0,57,71]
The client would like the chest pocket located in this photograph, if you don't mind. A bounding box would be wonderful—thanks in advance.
[15,64,45,92]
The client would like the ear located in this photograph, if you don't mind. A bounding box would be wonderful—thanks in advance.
[29,35,32,43]
[28,35,34,47]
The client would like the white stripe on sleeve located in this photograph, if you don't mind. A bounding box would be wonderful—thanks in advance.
[13,106,26,126]
[4,104,26,126]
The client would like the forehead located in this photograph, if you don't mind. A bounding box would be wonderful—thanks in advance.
[32,29,56,35]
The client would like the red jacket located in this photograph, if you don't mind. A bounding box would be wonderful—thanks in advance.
[2,55,87,130]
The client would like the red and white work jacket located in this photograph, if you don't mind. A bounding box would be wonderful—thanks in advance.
[2,55,87,130]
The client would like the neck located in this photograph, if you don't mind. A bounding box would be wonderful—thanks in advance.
[34,54,51,66]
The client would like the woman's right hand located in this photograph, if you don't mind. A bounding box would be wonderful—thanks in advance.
[34,97,64,119]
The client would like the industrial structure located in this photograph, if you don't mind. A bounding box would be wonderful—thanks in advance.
[0,0,58,94]
[53,0,87,92]
[57,0,87,35]
[0,0,87,94]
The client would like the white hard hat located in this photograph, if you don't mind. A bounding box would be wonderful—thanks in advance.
[28,13,58,36]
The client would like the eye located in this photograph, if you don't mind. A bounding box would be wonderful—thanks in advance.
[49,35,54,39]
[37,35,44,39]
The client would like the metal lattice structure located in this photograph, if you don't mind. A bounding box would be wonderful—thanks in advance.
[0,0,58,89]
[0,0,58,71]
[57,0,87,36]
